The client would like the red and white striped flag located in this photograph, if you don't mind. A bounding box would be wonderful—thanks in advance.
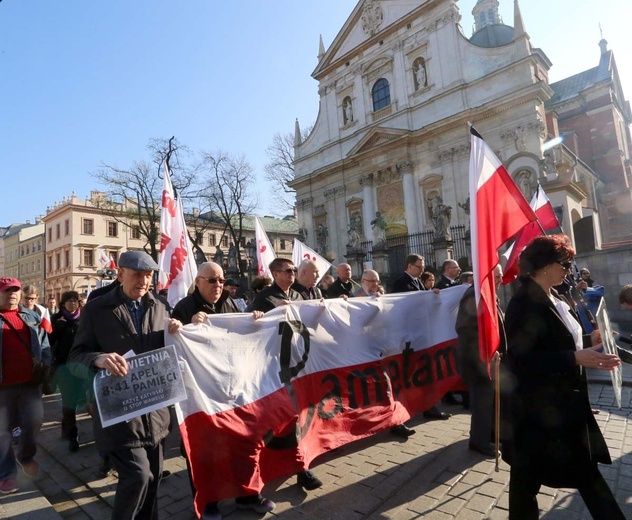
[469,126,537,365]
[157,165,197,307]
[502,184,560,284]
[291,239,333,283]
[36,304,52,334]
[254,217,276,278]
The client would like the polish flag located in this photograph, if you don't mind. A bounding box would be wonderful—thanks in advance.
[254,217,276,278]
[291,239,333,283]
[469,126,537,365]
[157,165,197,307]
[36,304,53,334]
[98,248,109,268]
[107,254,117,270]
[502,185,560,284]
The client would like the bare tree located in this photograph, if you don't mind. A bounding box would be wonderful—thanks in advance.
[199,151,257,278]
[92,137,194,261]
[264,125,313,213]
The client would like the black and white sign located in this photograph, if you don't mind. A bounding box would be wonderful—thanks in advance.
[94,345,187,427]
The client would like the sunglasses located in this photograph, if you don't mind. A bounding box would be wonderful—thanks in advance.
[200,277,225,285]
[276,268,297,274]
[555,260,573,270]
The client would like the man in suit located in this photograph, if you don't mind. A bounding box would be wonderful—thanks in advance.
[390,255,451,425]
[327,263,355,298]
[392,254,425,293]
[292,260,323,300]
[435,259,461,289]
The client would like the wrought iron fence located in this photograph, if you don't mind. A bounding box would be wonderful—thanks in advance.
[358,225,471,274]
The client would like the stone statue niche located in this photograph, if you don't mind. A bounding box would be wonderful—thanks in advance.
[346,210,364,249]
[370,211,387,247]
[315,220,329,256]
[343,96,354,125]
[413,57,427,90]
[429,194,452,240]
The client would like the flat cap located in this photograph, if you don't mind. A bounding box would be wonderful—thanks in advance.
[118,251,159,271]
[224,278,238,287]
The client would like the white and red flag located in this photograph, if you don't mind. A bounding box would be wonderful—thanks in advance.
[169,287,467,516]
[157,165,197,308]
[291,239,333,283]
[36,304,52,334]
[98,248,109,268]
[107,254,117,270]
[469,126,537,365]
[502,184,560,284]
[254,217,276,278]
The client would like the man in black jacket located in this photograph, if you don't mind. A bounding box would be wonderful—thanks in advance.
[291,260,323,301]
[326,263,356,298]
[69,251,182,520]
[172,261,273,519]
[392,254,425,293]
[252,258,323,491]
[435,259,461,290]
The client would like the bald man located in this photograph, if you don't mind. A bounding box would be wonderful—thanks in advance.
[353,269,382,297]
[327,263,356,298]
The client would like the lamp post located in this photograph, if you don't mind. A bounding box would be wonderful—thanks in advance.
[245,239,257,285]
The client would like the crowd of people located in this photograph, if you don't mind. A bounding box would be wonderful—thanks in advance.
[1,238,630,519]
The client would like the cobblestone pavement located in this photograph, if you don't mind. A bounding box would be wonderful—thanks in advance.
[1,384,631,520]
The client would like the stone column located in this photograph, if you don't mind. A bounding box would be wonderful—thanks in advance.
[297,196,314,248]
[359,174,375,239]
[397,161,419,233]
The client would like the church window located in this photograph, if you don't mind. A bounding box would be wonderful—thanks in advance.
[372,78,390,111]
[488,9,495,24]
[480,12,486,27]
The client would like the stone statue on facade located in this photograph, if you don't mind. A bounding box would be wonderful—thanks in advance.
[344,98,354,124]
[228,243,238,270]
[415,61,427,89]
[517,170,532,200]
[370,211,387,247]
[315,223,329,256]
[347,212,363,249]
[430,195,452,240]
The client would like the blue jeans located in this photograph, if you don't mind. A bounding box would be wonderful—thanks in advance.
[0,383,43,479]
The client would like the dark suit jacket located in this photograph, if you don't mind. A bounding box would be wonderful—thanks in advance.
[434,275,458,290]
[391,272,421,293]
[503,278,611,487]
[252,282,303,313]
[327,278,354,298]
[291,282,322,300]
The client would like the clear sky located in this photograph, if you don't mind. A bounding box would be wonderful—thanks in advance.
[1,0,630,227]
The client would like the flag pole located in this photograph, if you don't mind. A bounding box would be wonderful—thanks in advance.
[494,354,501,471]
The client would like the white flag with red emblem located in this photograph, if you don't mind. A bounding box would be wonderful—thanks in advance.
[254,217,276,278]
[292,239,333,283]
[502,184,560,284]
[469,126,537,366]
[157,165,197,307]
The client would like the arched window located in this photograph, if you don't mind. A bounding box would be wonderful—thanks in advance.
[372,78,391,111]
[480,12,486,27]
[488,9,495,24]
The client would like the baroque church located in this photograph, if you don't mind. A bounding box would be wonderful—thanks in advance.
[290,0,632,274]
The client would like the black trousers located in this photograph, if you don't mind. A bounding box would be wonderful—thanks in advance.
[109,443,163,520]
[509,464,625,520]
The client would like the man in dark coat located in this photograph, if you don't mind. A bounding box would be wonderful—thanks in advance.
[326,263,356,298]
[172,261,273,519]
[455,265,506,457]
[69,251,182,520]
[252,257,323,491]
[291,260,323,301]
[434,259,461,289]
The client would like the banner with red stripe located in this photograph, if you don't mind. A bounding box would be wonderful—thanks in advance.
[169,287,467,516]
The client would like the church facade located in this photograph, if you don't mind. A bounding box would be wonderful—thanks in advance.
[290,0,631,273]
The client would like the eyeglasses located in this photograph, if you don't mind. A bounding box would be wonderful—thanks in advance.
[412,263,424,269]
[555,260,573,270]
[200,277,225,285]
[276,268,297,274]
[24,296,38,301]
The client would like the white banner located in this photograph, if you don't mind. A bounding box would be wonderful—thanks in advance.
[254,216,275,278]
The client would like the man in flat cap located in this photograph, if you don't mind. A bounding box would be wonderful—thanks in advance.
[70,251,182,520]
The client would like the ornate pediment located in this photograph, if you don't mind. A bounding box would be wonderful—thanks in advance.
[347,127,410,157]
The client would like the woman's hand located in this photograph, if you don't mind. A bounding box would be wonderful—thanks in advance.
[575,345,620,370]
[590,329,602,346]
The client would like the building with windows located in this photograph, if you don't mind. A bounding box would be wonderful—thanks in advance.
[40,191,299,301]
[290,0,630,273]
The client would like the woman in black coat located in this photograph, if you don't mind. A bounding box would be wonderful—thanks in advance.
[504,235,624,519]
[50,291,84,452]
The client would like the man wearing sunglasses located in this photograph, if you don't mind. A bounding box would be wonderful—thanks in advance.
[172,262,273,519]
[251,258,323,491]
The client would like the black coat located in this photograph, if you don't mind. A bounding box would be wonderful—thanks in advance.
[69,287,172,451]
[252,282,303,313]
[503,278,611,488]
[391,272,422,293]
[291,281,323,300]
[172,288,239,324]
[326,278,354,298]
[434,275,458,290]
[50,311,80,366]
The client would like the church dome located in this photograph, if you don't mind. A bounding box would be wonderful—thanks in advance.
[469,23,514,47]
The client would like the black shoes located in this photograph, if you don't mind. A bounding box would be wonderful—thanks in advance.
[97,457,113,478]
[235,493,276,513]
[68,436,80,452]
[296,470,323,490]
[423,408,452,420]
[201,502,221,520]
[391,424,416,438]
[441,393,460,405]
[468,442,497,457]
